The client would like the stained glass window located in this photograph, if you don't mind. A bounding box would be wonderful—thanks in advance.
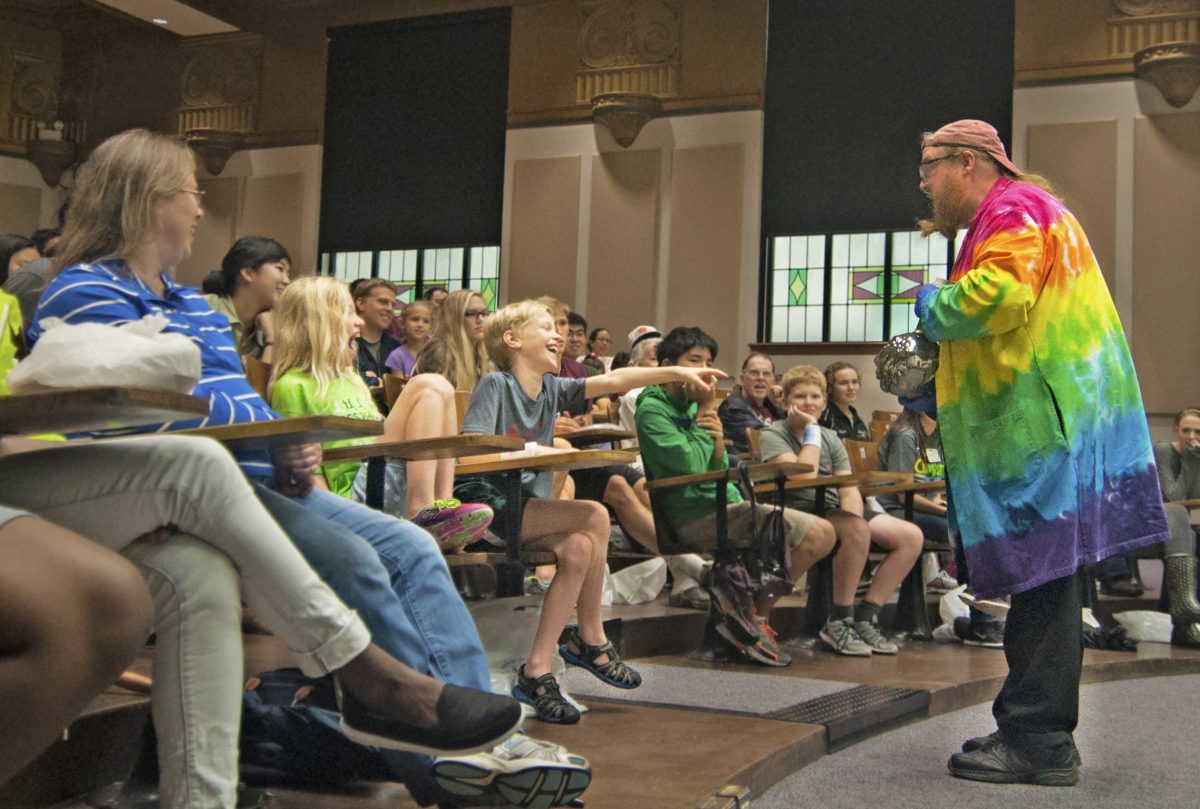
[468,245,500,311]
[377,250,419,304]
[322,243,499,307]
[764,228,962,342]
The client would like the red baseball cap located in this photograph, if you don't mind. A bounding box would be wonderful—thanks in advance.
[922,119,1021,177]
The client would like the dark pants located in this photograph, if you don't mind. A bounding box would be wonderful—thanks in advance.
[993,568,1083,761]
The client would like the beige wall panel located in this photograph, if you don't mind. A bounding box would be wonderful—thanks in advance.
[586,150,660,343]
[178,177,240,287]
[507,156,581,305]
[1015,0,1119,81]
[241,173,308,276]
[0,184,43,241]
[1026,121,1118,290]
[667,144,744,370]
[1132,113,1200,413]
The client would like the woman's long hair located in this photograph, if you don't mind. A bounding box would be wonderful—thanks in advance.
[877,408,923,471]
[269,276,371,400]
[53,129,195,274]
[203,236,291,297]
[423,288,488,390]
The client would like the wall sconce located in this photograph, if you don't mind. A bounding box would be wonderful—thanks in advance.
[1134,42,1200,108]
[592,92,662,148]
[25,121,78,187]
[184,128,244,175]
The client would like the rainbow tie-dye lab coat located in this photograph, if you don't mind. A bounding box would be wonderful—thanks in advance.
[920,177,1167,598]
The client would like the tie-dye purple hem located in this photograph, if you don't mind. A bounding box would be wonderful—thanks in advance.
[963,464,1169,598]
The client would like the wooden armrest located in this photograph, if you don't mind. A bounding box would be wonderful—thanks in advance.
[646,461,815,492]
[173,416,382,450]
[645,468,733,490]
[322,434,523,463]
[0,386,209,436]
[1166,498,1200,509]
[860,479,946,497]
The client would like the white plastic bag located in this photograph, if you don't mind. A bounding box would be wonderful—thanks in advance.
[607,557,668,605]
[1113,610,1173,644]
[7,315,201,394]
[931,584,970,643]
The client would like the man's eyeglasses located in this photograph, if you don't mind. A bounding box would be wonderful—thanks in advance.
[918,154,957,181]
[463,309,489,320]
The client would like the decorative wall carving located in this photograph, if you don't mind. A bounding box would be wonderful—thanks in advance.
[1109,0,1200,106]
[1134,41,1200,105]
[1113,1,1200,16]
[577,0,680,104]
[177,33,262,135]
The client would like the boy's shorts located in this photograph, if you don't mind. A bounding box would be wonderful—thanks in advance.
[570,463,644,502]
[454,473,536,537]
[673,501,817,552]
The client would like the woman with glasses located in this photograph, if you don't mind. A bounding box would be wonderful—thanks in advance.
[718,352,785,457]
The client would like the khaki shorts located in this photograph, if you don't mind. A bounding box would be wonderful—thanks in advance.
[675,501,817,552]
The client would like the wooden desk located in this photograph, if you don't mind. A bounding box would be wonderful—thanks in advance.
[645,461,813,491]
[0,387,209,436]
[553,424,635,447]
[751,469,908,497]
[172,416,382,451]
[322,434,523,463]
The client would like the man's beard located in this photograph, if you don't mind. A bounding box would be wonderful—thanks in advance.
[918,185,971,240]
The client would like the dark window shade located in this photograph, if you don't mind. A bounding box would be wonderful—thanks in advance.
[761,0,1014,236]
[320,10,511,253]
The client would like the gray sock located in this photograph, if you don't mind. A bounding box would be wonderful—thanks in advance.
[831,604,853,622]
[854,600,882,624]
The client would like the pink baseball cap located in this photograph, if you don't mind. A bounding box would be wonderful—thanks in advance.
[922,119,1021,177]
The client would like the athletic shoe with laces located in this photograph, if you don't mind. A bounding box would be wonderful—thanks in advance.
[925,569,960,593]
[819,617,873,656]
[854,618,899,654]
[433,731,592,809]
[954,615,1005,648]
[413,499,495,553]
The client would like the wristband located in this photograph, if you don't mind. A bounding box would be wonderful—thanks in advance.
[802,425,822,447]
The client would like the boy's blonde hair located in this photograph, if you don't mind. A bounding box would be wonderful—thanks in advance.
[781,364,826,399]
[484,299,553,371]
[534,295,569,320]
[270,276,373,401]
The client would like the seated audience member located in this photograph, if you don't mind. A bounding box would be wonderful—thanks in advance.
[424,285,448,308]
[0,436,529,806]
[0,285,21,395]
[567,312,601,375]
[0,234,37,283]
[356,288,494,535]
[31,228,61,257]
[201,235,292,362]
[815,361,872,441]
[1154,408,1200,647]
[586,326,612,371]
[270,277,492,551]
[0,505,152,786]
[353,278,403,387]
[760,365,923,655]
[30,128,587,809]
[384,299,434,379]
[718,352,785,457]
[616,332,662,432]
[635,327,838,657]
[461,303,726,723]
[3,204,67,328]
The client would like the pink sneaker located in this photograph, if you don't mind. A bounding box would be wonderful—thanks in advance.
[411,499,494,553]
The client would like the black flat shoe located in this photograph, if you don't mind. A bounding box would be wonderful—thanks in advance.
[961,731,1082,765]
[948,739,1078,786]
[338,682,523,756]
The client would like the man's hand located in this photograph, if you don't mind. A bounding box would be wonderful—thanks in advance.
[696,408,725,460]
[554,414,581,434]
[272,442,322,497]
[899,392,937,419]
[914,283,939,322]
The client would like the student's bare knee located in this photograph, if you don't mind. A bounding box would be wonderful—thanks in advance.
[554,532,594,570]
[81,557,152,671]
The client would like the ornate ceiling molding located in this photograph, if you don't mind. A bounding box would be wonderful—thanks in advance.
[576,0,680,104]
[177,32,262,135]
[1109,1,1200,106]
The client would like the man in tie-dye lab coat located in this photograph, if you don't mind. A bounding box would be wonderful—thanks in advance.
[911,120,1167,787]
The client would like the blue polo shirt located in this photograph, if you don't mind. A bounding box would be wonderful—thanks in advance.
[31,259,277,477]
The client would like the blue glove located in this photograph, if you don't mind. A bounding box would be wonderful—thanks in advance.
[914,283,938,322]
[899,392,937,419]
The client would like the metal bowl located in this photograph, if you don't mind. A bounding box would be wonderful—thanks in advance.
[874,330,939,398]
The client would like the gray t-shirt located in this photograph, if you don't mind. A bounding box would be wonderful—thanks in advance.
[759,421,849,511]
[876,425,943,513]
[461,371,587,499]
[3,257,55,328]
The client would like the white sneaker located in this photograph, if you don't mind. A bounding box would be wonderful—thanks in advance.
[433,731,592,808]
[925,569,960,593]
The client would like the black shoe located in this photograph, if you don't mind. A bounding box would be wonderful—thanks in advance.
[338,682,523,756]
[962,731,1082,765]
[949,739,1079,786]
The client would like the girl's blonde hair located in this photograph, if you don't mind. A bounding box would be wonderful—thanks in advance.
[54,128,197,274]
[484,299,553,372]
[270,276,372,400]
[426,288,489,389]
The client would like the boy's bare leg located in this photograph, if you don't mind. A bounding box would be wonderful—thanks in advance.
[519,499,610,679]
[824,510,871,607]
[383,374,457,516]
[863,514,923,605]
[0,517,153,783]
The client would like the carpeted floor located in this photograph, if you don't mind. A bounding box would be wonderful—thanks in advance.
[756,673,1199,808]
[560,661,858,715]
